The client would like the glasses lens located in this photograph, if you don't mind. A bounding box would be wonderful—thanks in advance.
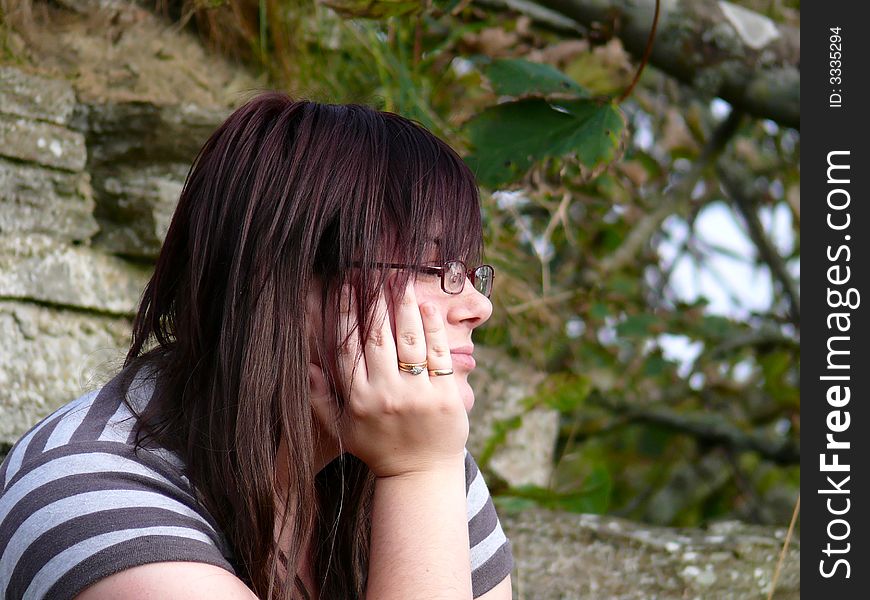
[472,265,494,298]
[444,261,466,293]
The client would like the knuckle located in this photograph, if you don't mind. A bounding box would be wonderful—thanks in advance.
[381,397,401,415]
[430,342,450,358]
[368,331,386,347]
[349,399,370,419]
[399,331,418,346]
[434,397,460,416]
[399,293,416,308]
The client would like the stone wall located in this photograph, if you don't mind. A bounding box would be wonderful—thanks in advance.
[1,66,141,447]
[1,0,257,455]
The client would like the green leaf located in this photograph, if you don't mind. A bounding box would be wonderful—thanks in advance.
[616,313,658,338]
[479,414,524,466]
[498,466,612,513]
[321,0,422,18]
[590,302,610,320]
[464,98,625,187]
[698,315,733,340]
[536,372,592,412]
[492,496,538,515]
[642,353,669,377]
[482,58,589,98]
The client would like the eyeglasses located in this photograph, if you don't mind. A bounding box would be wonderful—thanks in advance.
[352,260,495,298]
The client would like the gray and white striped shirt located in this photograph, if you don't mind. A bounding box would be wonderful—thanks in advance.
[0,367,513,599]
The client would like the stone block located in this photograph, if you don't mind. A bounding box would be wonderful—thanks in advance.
[91,163,186,258]
[0,301,131,445]
[0,114,87,172]
[468,346,559,488]
[0,66,77,125]
[0,233,150,314]
[74,101,228,166]
[0,157,98,241]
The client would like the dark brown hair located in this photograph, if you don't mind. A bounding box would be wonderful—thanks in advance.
[121,92,483,599]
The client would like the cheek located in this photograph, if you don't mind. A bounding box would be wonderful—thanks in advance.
[413,279,443,305]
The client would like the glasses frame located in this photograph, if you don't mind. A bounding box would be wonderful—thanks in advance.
[352,260,495,298]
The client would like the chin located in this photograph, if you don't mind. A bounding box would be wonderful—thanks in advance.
[457,378,475,412]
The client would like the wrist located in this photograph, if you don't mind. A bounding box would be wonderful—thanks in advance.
[374,451,466,481]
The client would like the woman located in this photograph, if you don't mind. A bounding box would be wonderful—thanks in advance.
[0,93,513,599]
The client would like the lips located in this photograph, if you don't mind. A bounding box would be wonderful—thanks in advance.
[450,346,476,370]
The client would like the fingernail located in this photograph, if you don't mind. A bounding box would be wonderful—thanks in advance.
[421,303,436,316]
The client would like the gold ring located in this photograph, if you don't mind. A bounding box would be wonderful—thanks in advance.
[428,368,454,377]
[398,360,428,375]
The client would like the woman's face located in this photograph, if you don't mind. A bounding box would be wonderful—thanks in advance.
[306,264,493,413]
[409,266,493,411]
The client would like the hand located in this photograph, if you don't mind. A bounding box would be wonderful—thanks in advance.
[309,276,469,478]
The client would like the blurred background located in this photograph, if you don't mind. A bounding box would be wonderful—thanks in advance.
[0,0,799,597]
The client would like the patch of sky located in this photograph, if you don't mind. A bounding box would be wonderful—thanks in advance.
[688,372,705,391]
[492,189,530,209]
[758,201,794,256]
[566,317,586,338]
[532,235,555,262]
[761,119,779,136]
[657,201,778,319]
[632,110,654,152]
[710,98,732,121]
[732,358,755,384]
[658,333,703,378]
[603,203,627,224]
[768,178,784,200]
[450,56,475,77]
[781,129,799,154]
[597,316,619,346]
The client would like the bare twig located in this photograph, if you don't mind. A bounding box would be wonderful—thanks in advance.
[708,328,799,357]
[594,109,744,279]
[615,0,660,104]
[506,289,576,315]
[717,154,801,327]
[768,494,800,600]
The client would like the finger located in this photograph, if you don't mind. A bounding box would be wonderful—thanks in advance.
[337,284,366,385]
[363,281,399,382]
[391,276,428,374]
[419,302,454,376]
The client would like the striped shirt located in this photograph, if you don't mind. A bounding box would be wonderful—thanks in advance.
[0,366,513,599]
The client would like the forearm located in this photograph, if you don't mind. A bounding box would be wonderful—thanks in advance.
[365,453,472,600]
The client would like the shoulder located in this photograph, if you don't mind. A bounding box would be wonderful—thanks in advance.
[463,448,514,598]
[0,366,236,600]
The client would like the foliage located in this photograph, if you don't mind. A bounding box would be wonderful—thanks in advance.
[173,0,800,528]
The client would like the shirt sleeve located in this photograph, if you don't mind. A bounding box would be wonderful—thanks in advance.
[0,441,235,600]
[465,448,513,597]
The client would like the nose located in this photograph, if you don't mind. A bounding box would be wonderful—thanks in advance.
[447,280,493,328]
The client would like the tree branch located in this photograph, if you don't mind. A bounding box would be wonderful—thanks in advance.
[717,154,801,328]
[595,401,800,464]
[492,0,799,128]
[593,107,743,279]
